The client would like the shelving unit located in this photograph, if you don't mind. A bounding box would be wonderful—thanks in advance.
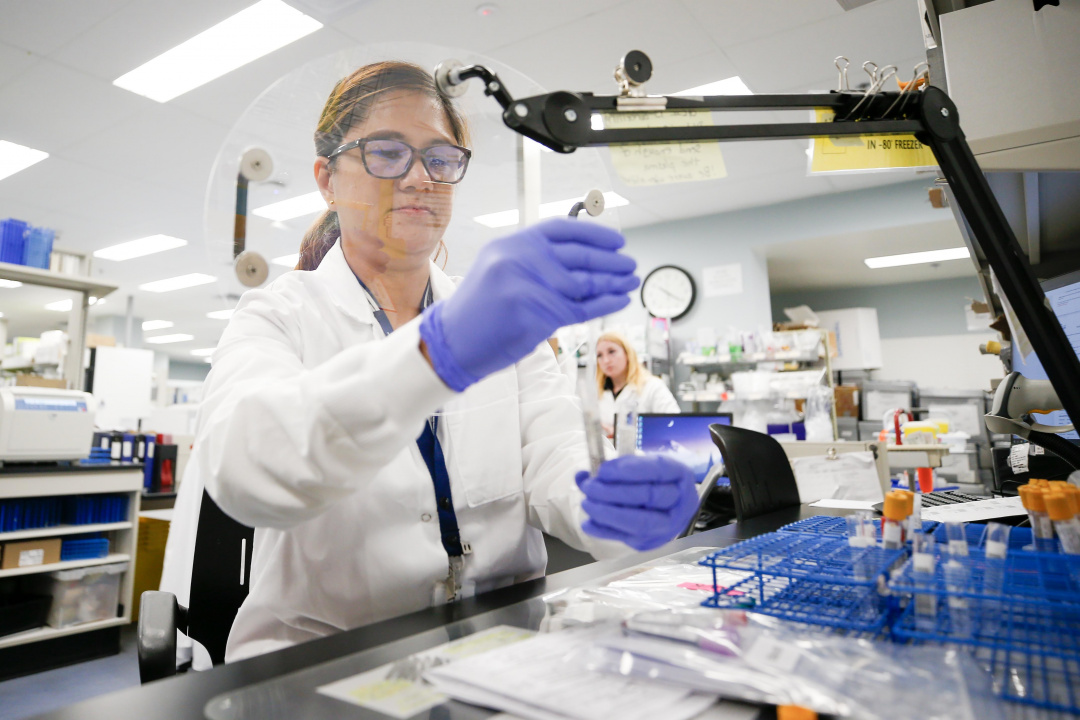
[0,464,141,677]
[677,329,838,439]
[0,260,116,391]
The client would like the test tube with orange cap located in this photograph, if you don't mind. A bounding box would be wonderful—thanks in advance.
[1046,492,1080,554]
[881,491,909,550]
[1020,483,1057,552]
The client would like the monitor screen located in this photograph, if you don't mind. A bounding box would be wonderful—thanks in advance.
[636,413,732,483]
[1011,270,1080,441]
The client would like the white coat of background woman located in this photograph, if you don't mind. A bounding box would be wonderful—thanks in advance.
[596,330,681,441]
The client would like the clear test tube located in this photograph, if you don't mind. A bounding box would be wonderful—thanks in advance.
[1046,492,1080,554]
[912,531,937,629]
[945,521,969,557]
[944,557,972,638]
[908,493,923,538]
[615,397,639,458]
[578,320,606,474]
[1023,486,1058,553]
[981,522,1010,631]
[881,492,909,550]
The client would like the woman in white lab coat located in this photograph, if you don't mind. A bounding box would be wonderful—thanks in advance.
[597,331,681,438]
[188,61,698,663]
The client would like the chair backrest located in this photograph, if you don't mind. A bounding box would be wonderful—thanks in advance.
[187,490,255,666]
[708,424,801,521]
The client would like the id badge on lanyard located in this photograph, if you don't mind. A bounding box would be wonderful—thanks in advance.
[354,276,473,605]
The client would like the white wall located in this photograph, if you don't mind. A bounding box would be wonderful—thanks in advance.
[876,333,1002,391]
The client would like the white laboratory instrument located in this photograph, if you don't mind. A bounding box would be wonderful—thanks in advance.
[0,387,97,463]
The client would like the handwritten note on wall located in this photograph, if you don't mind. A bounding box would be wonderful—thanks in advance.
[703,263,743,298]
[604,110,727,186]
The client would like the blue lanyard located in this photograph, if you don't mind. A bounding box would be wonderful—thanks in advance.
[354,274,463,559]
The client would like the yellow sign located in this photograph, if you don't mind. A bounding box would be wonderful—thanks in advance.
[604,110,727,186]
[810,108,937,173]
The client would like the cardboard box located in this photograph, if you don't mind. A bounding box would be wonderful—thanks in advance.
[131,515,171,620]
[86,334,115,348]
[14,375,67,389]
[835,385,860,418]
[1,538,62,570]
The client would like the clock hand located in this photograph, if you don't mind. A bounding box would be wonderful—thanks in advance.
[656,287,680,300]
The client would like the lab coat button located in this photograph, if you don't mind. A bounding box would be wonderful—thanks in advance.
[421,513,433,522]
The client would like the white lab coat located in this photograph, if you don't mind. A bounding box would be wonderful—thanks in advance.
[193,239,625,662]
[598,375,681,428]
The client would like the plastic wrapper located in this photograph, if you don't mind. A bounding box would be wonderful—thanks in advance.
[540,549,750,631]
[574,608,1005,720]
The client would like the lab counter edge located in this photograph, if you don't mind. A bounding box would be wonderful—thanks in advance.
[28,504,826,720]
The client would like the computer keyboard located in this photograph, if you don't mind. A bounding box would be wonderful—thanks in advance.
[871,490,989,514]
[918,490,988,507]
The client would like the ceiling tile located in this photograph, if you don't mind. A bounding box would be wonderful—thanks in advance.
[0,59,151,152]
[724,0,926,93]
[57,105,228,193]
[335,0,629,55]
[679,0,843,48]
[48,0,256,82]
[0,41,40,87]
[486,0,721,95]
[0,0,130,56]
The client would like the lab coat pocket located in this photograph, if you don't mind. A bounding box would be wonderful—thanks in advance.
[442,370,523,508]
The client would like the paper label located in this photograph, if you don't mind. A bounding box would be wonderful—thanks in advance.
[1009,444,1030,473]
[985,540,1007,559]
[702,264,743,298]
[883,522,902,546]
[604,110,727,185]
[19,549,44,567]
[810,109,938,173]
[317,626,533,717]
[744,635,801,674]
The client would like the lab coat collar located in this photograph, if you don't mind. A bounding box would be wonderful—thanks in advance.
[313,238,457,325]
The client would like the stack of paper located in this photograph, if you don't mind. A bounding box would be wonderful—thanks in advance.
[424,630,718,720]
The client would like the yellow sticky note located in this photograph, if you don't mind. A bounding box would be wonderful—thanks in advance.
[810,108,937,173]
[604,110,727,186]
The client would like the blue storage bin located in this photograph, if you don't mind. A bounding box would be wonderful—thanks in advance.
[22,226,54,269]
[0,218,28,265]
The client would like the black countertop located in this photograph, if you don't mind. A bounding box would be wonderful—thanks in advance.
[31,504,837,720]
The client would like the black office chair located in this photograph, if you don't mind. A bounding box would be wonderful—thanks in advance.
[137,490,254,683]
[708,424,801,521]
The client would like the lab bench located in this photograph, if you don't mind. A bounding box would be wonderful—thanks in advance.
[26,505,828,720]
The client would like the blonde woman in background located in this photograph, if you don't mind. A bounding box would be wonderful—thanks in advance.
[596,331,680,438]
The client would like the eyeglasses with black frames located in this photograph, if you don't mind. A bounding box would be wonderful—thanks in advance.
[326,138,471,185]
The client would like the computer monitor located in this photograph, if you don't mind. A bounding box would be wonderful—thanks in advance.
[1010,269,1080,441]
[636,413,733,483]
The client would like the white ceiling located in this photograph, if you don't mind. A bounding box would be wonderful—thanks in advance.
[0,0,932,360]
[764,219,975,293]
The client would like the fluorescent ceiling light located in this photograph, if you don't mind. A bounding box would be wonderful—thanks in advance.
[0,140,49,182]
[474,192,630,229]
[94,234,186,261]
[139,273,216,293]
[190,348,216,357]
[113,0,322,103]
[46,297,104,312]
[142,320,174,331]
[271,253,299,267]
[0,279,23,288]
[144,334,195,345]
[253,192,326,221]
[672,76,753,96]
[864,247,970,269]
[206,309,235,320]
